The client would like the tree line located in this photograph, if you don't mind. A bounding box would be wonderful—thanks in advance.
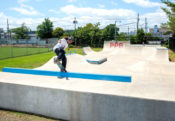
[9,0,175,47]
[10,18,122,47]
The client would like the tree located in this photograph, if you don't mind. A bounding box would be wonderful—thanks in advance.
[10,23,29,39]
[136,28,145,44]
[52,27,64,38]
[130,35,137,44]
[72,23,102,47]
[130,29,145,44]
[160,23,169,29]
[117,32,128,41]
[160,23,172,35]
[63,30,72,37]
[37,18,53,41]
[102,24,119,41]
[161,0,175,36]
[144,33,154,42]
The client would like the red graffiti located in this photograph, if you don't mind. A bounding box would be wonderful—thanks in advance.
[110,42,123,48]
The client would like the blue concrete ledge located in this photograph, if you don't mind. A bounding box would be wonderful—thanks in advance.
[87,58,107,64]
[2,67,131,82]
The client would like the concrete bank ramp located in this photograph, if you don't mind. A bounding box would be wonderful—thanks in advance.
[83,46,96,55]
[1,41,175,121]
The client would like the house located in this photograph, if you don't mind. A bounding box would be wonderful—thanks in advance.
[0,28,4,39]
[149,25,172,39]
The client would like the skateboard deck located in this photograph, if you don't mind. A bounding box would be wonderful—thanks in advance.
[54,57,67,72]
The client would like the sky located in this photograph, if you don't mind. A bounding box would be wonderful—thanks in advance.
[0,0,169,32]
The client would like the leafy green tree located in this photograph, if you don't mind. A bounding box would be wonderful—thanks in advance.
[52,27,64,38]
[130,29,145,44]
[10,23,30,39]
[117,32,128,41]
[144,33,154,42]
[37,18,53,41]
[102,24,119,41]
[73,23,102,46]
[130,35,137,44]
[63,30,72,37]
[160,23,172,35]
[161,0,175,36]
[160,23,169,29]
[136,28,145,44]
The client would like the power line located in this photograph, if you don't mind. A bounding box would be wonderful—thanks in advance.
[118,22,136,27]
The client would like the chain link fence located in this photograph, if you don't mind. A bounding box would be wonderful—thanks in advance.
[0,38,58,60]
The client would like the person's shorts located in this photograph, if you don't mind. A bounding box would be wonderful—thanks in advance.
[54,48,65,60]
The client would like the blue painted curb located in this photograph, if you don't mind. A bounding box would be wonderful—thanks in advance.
[2,67,131,82]
[87,58,107,64]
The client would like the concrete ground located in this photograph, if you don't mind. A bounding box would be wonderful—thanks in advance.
[0,41,175,121]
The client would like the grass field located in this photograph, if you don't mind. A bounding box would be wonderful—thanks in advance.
[0,46,50,59]
[0,48,102,71]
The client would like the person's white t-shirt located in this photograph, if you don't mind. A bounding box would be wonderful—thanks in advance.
[53,38,68,51]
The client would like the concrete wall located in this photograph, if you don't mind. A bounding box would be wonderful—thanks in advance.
[0,82,175,121]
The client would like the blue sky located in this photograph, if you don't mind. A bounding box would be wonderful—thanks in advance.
[0,0,168,32]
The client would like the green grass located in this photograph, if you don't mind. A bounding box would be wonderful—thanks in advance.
[0,109,63,121]
[0,46,50,59]
[0,51,55,71]
[91,48,103,52]
[0,48,101,71]
[169,49,175,62]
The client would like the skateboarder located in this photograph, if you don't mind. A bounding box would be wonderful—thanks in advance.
[53,36,73,71]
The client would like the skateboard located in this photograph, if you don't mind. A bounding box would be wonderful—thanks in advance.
[54,57,67,72]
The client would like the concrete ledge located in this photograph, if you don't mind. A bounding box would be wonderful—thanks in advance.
[86,58,107,64]
[2,67,131,82]
[0,82,175,121]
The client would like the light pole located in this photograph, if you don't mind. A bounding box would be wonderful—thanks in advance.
[73,17,78,46]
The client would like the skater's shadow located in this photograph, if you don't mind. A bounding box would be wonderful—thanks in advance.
[57,72,69,80]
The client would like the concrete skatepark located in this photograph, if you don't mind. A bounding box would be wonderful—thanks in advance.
[0,41,175,121]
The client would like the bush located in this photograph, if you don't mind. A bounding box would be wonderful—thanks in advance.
[69,44,76,48]
[130,35,137,44]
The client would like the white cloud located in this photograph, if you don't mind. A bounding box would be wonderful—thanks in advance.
[12,6,40,15]
[61,5,137,18]
[140,8,168,29]
[111,1,118,7]
[68,0,77,2]
[11,1,41,16]
[97,4,105,8]
[123,0,161,8]
[48,9,61,14]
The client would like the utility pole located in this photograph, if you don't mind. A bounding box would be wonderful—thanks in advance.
[137,13,140,32]
[73,17,78,46]
[145,17,148,33]
[128,26,131,41]
[7,19,9,38]
[114,20,117,41]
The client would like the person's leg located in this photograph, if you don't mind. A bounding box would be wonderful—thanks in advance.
[54,48,60,63]
[58,49,67,70]
[62,55,67,69]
